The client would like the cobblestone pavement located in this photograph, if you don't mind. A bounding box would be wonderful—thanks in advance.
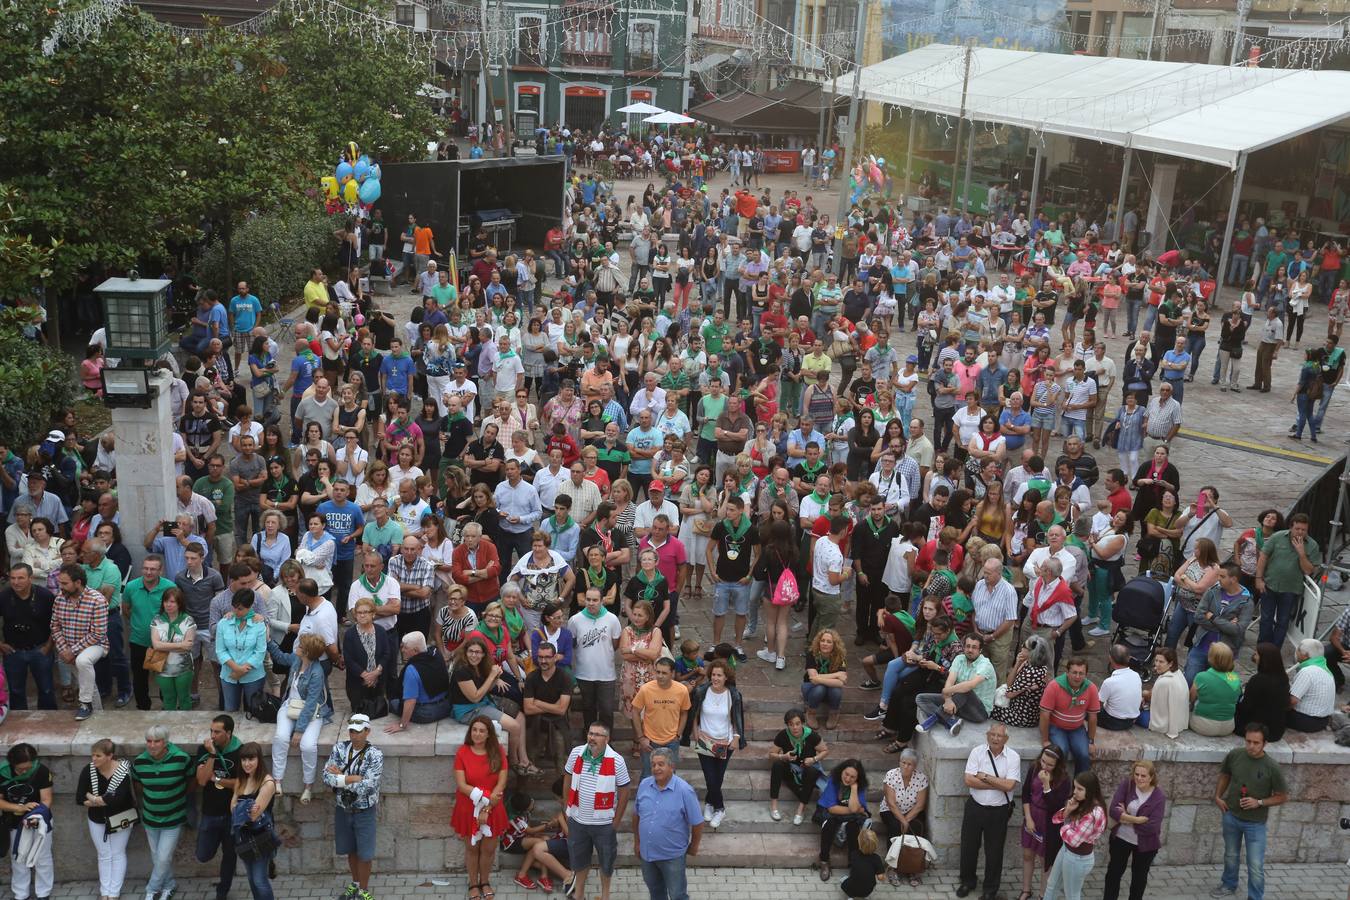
[47,861,1350,899]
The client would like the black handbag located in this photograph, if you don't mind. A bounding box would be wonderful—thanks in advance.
[354,692,390,720]
[245,690,282,724]
[234,820,282,862]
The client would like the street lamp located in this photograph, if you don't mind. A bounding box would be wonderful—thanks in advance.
[93,270,172,408]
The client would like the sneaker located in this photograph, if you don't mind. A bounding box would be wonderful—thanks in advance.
[704,803,714,822]
[756,648,778,664]
[733,646,748,663]
[114,693,132,708]
[863,706,885,721]
[741,626,755,640]
[342,882,361,898]
[1087,626,1112,636]
[537,876,554,892]
[564,876,578,898]
[1208,888,1236,898]
[859,679,882,690]
[792,812,804,826]
[790,620,805,632]
[356,891,374,900]
[1080,616,1098,626]
[673,625,681,640]
[75,704,93,721]
[299,786,313,804]
[775,657,785,671]
[770,808,782,821]
[914,714,938,734]
[710,808,726,829]
[948,718,963,736]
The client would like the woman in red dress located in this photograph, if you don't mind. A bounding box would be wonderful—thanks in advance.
[453,716,509,900]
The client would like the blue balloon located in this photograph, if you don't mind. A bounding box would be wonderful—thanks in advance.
[354,160,370,183]
[368,163,382,182]
[358,154,370,167]
[336,161,354,182]
[358,178,381,204]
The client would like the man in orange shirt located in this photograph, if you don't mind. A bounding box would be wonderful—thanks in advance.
[734,189,756,239]
[413,219,438,281]
[580,356,616,402]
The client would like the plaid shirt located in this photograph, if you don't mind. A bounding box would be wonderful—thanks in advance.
[1052,804,1106,848]
[387,555,437,614]
[52,588,109,656]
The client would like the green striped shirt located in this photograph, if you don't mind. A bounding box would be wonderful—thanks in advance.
[131,745,195,828]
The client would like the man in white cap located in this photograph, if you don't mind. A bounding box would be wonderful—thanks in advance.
[323,713,384,900]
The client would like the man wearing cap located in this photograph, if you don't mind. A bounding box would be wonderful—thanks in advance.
[632,482,679,541]
[7,470,67,533]
[324,713,384,900]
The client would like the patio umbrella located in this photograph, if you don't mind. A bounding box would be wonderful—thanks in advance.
[643,111,695,125]
[617,101,665,115]
[417,83,451,100]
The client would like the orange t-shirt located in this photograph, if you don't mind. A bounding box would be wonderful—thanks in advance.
[736,191,757,218]
[414,226,434,255]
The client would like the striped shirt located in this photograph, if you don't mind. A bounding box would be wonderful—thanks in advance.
[388,555,437,614]
[564,744,630,825]
[131,744,195,828]
[970,577,1020,632]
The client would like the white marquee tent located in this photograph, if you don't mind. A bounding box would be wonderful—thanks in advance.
[847,43,1350,170]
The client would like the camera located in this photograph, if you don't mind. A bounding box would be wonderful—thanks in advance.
[162,521,175,537]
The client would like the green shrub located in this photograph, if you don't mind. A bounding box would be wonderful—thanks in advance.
[193,207,344,307]
[0,309,77,450]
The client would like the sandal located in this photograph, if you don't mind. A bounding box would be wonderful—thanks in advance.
[481,884,496,900]
[883,740,907,754]
[468,886,482,900]
[910,874,923,887]
[523,763,543,777]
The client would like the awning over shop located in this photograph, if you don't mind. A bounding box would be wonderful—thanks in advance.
[841,43,1350,169]
[690,79,839,136]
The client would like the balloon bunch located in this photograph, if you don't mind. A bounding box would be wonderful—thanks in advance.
[848,154,888,206]
[321,142,382,214]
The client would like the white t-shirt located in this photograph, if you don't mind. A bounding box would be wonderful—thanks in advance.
[297,599,338,647]
[227,420,264,448]
[334,445,369,487]
[443,379,479,421]
[812,536,844,596]
[1098,666,1143,719]
[700,687,733,742]
[568,610,622,681]
[633,499,680,532]
[953,406,985,446]
[494,353,525,394]
[346,574,402,630]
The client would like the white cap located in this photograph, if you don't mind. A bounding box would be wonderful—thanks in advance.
[346,713,372,733]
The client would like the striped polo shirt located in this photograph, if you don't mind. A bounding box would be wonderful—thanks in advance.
[131,744,195,828]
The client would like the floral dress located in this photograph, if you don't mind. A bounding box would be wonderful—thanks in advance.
[992,663,1048,728]
[619,625,656,716]
[1331,287,1350,325]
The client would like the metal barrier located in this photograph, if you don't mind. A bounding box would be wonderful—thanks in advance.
[1280,452,1347,640]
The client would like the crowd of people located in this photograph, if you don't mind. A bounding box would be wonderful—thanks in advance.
[2,144,1348,900]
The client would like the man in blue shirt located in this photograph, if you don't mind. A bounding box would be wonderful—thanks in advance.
[785,421,825,462]
[493,460,542,576]
[1159,336,1191,403]
[625,409,663,499]
[317,480,365,620]
[633,747,703,900]
[999,392,1032,454]
[379,338,417,399]
[228,281,263,368]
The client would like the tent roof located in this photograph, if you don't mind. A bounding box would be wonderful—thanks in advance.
[844,43,1350,169]
[690,80,838,135]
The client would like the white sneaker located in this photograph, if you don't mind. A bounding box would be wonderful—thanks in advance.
[775,657,786,670]
[790,620,806,632]
[673,625,681,639]
[756,648,778,664]
[704,802,714,822]
[1087,626,1111,637]
[792,812,804,826]
[299,786,313,804]
[741,626,755,640]
[710,808,726,829]
[1081,616,1098,625]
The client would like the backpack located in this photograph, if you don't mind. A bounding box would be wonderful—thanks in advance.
[771,566,800,607]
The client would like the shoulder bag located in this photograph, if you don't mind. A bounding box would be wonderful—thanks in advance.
[95,761,139,835]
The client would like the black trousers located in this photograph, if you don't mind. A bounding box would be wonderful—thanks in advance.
[129,642,153,711]
[855,576,888,642]
[331,557,355,619]
[396,608,432,643]
[577,678,616,731]
[769,759,817,805]
[1102,834,1156,900]
[959,798,1013,894]
[819,813,865,864]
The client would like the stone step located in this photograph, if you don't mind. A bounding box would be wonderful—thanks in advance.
[604,709,889,743]
[599,831,864,868]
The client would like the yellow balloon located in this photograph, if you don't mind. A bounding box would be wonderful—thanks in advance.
[342,179,360,204]
[320,176,339,200]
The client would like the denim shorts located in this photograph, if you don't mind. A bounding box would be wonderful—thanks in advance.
[568,820,618,875]
[335,805,377,861]
[713,581,752,617]
[1031,409,1058,430]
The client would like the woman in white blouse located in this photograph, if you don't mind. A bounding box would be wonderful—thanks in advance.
[881,748,930,887]
[294,514,336,597]
[1144,647,1189,739]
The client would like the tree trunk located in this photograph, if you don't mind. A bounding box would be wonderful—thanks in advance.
[222,218,233,292]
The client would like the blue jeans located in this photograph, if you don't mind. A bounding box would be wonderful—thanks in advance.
[1048,724,1092,775]
[145,824,184,894]
[1220,811,1267,900]
[196,813,237,897]
[1142,305,1159,333]
[220,677,265,712]
[1186,333,1207,376]
[243,850,276,900]
[1294,393,1318,440]
[712,582,752,618]
[879,657,917,708]
[1184,642,1213,684]
[801,682,843,711]
[93,609,132,699]
[1043,841,1096,900]
[640,854,690,900]
[1162,376,1184,403]
[3,647,56,709]
[1228,254,1250,287]
[1062,416,1087,439]
[1258,590,1299,648]
[1166,604,1196,651]
[1314,383,1337,429]
[1126,297,1142,335]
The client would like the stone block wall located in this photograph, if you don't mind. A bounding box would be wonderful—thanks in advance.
[913,722,1350,867]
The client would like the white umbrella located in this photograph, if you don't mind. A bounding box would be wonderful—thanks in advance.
[644,111,695,124]
[617,101,665,115]
[418,83,451,100]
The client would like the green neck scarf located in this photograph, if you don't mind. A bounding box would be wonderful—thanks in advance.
[788,726,812,759]
[586,565,607,589]
[358,572,386,596]
[581,604,606,621]
[547,514,574,535]
[892,609,916,631]
[723,514,751,543]
[447,411,467,424]
[480,622,506,646]
[637,568,665,600]
[809,488,829,506]
[581,745,605,774]
[1299,654,1331,673]
[503,606,524,636]
[800,459,826,479]
[866,515,891,539]
[0,759,40,784]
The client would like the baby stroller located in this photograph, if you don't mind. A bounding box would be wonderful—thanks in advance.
[1109,573,1172,681]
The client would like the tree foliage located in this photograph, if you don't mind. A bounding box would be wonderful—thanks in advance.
[194,207,344,306]
[0,0,439,302]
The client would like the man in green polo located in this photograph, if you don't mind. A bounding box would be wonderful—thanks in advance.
[122,554,171,711]
[131,724,196,899]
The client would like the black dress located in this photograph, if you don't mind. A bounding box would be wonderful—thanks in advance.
[1233,672,1290,742]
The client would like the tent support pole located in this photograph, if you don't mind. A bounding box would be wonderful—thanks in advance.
[961,124,975,216]
[948,44,974,211]
[1215,153,1247,306]
[832,0,869,268]
[1028,141,1042,220]
[1114,148,1132,244]
[903,111,915,203]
